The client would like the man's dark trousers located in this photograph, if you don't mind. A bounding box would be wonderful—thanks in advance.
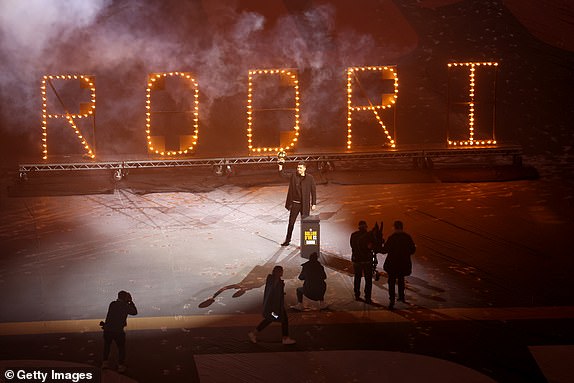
[103,331,126,364]
[286,202,307,242]
[387,274,405,303]
[353,261,373,301]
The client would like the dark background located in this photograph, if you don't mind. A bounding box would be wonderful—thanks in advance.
[0,0,572,165]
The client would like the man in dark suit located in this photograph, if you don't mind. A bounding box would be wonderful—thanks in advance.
[382,220,416,309]
[278,161,317,246]
[350,220,374,303]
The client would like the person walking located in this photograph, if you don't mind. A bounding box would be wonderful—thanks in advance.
[101,290,138,372]
[248,266,296,345]
[291,252,327,310]
[350,220,374,303]
[278,160,317,246]
[382,220,416,309]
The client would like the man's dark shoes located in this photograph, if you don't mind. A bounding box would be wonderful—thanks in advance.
[388,301,395,310]
[398,297,406,303]
[281,240,290,246]
[365,298,373,304]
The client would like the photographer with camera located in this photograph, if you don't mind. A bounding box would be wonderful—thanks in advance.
[291,252,328,311]
[350,220,374,304]
[101,290,138,372]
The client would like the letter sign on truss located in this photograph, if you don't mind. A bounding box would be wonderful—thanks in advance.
[146,72,199,156]
[41,75,96,160]
[447,62,498,146]
[247,69,300,154]
[346,66,398,149]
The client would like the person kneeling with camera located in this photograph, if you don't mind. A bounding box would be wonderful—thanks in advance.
[291,252,328,311]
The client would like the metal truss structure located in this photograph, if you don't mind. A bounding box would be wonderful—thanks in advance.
[18,145,523,181]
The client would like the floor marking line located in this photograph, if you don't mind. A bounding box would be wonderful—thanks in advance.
[1,306,573,336]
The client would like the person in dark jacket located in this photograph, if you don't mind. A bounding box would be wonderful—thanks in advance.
[248,266,296,345]
[101,290,138,372]
[291,252,327,310]
[382,220,416,309]
[350,220,374,303]
[278,161,317,246]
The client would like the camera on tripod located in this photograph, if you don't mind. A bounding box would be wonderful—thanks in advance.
[370,221,384,281]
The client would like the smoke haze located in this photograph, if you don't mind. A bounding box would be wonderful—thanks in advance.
[0,0,572,161]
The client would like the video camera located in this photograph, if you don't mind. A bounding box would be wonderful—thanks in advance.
[369,221,384,281]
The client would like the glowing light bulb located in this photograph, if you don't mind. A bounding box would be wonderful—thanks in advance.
[145,72,199,156]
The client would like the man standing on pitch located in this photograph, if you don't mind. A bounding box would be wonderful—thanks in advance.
[350,220,374,303]
[382,220,416,309]
[278,160,317,246]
